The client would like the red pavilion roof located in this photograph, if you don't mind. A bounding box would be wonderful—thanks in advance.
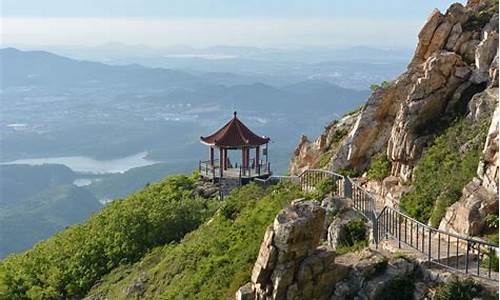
[200,112,270,148]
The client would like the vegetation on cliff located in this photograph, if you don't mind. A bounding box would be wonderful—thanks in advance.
[0,173,216,299]
[400,116,489,226]
[366,154,392,181]
[433,275,496,300]
[85,182,302,300]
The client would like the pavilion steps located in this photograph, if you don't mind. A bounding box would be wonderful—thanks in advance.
[219,177,242,198]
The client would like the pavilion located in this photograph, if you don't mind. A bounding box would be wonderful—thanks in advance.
[199,112,271,181]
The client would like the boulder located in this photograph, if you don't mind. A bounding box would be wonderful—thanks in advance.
[327,208,359,251]
[425,21,454,58]
[439,178,498,236]
[414,9,443,60]
[241,200,353,300]
[471,31,499,83]
[440,96,498,237]
[236,283,255,300]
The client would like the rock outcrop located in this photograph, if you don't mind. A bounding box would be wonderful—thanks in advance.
[236,200,348,300]
[439,105,499,236]
[290,113,359,175]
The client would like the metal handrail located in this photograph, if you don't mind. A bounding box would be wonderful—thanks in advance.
[283,168,498,281]
[378,206,498,247]
[377,205,498,279]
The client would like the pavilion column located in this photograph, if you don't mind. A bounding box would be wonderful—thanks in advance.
[244,148,250,168]
[219,147,224,177]
[265,143,269,163]
[223,148,228,170]
[209,147,214,166]
[241,148,246,170]
[256,146,260,174]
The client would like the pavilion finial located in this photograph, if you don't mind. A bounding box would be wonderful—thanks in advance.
[233,111,237,117]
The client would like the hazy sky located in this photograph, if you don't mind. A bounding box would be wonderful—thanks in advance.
[2,0,465,48]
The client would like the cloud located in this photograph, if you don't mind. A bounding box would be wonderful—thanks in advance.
[1,17,422,48]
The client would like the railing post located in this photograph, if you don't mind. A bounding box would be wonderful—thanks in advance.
[428,228,432,263]
[398,214,401,248]
[477,243,480,276]
[489,247,493,278]
[343,177,352,198]
[465,241,470,274]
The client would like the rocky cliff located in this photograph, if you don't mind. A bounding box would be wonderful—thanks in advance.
[291,0,498,177]
[290,0,498,236]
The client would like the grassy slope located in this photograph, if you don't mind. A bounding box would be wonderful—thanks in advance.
[85,183,302,300]
[400,116,490,226]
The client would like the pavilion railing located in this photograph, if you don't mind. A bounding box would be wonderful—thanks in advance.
[199,160,220,178]
[239,161,271,177]
[199,160,271,179]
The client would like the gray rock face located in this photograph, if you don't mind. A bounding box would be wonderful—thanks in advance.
[237,200,352,300]
[289,113,359,175]
[439,105,499,236]
[388,51,471,181]
[332,253,419,300]
[289,1,499,209]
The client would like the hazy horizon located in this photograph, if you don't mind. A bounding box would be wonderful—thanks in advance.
[2,0,465,49]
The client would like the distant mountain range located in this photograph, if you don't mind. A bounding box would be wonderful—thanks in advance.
[2,45,409,89]
[0,47,197,88]
[0,47,375,258]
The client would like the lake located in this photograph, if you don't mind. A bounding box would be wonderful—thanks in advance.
[1,151,158,174]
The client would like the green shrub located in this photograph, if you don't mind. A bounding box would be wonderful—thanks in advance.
[367,154,391,181]
[482,253,499,272]
[370,81,390,92]
[400,117,489,224]
[337,167,359,178]
[485,214,499,229]
[463,11,493,31]
[314,152,333,168]
[483,232,499,245]
[316,178,337,198]
[343,104,365,117]
[305,178,337,200]
[337,218,368,254]
[331,128,348,144]
[433,276,489,300]
[374,275,415,300]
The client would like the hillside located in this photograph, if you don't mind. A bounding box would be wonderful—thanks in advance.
[0,174,216,299]
[0,185,101,258]
[84,183,301,300]
[0,175,301,300]
[0,164,103,258]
